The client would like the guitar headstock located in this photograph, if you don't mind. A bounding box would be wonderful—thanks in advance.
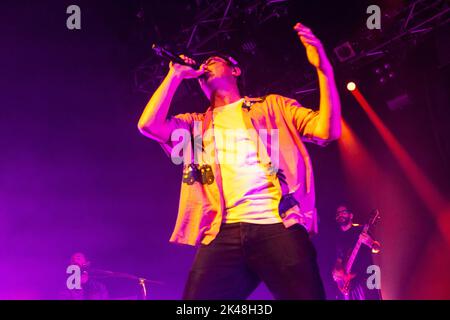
[368,209,381,227]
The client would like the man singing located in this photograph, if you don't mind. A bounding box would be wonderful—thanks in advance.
[138,22,341,299]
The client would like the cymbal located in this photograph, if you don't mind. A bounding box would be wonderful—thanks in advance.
[88,269,163,285]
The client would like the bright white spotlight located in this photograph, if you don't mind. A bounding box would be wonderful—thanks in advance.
[347,82,356,91]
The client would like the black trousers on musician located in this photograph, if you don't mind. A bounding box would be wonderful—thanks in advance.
[182,222,325,300]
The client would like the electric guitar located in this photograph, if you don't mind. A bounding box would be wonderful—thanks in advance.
[335,209,381,298]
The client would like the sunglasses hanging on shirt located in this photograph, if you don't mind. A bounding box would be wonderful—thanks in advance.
[183,164,214,185]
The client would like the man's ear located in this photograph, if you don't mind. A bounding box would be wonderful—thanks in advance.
[232,66,241,77]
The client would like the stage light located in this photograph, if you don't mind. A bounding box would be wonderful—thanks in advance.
[349,85,450,248]
[242,40,257,55]
[334,41,356,62]
[346,82,356,91]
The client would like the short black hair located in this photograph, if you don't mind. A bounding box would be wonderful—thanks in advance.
[336,204,353,213]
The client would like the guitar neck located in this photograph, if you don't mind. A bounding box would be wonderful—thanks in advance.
[345,225,369,273]
[345,240,361,274]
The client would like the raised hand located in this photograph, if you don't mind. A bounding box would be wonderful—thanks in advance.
[294,22,332,74]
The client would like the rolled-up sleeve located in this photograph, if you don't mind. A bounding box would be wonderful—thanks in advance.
[159,113,195,158]
[279,96,330,147]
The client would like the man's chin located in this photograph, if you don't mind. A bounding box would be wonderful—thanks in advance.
[199,77,212,87]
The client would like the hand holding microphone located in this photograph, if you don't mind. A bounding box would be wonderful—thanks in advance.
[152,44,206,79]
[170,54,207,79]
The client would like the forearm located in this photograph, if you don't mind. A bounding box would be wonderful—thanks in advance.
[137,69,182,138]
[315,68,341,140]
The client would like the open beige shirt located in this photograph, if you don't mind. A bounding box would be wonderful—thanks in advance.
[155,94,331,246]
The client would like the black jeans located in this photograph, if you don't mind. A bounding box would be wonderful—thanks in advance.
[183,222,325,300]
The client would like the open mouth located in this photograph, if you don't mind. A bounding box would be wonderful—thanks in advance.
[199,69,212,80]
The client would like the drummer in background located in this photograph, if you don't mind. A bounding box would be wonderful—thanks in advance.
[60,252,109,300]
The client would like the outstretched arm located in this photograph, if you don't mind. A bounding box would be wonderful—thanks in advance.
[294,22,341,141]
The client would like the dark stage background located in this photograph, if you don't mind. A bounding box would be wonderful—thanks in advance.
[1,0,449,299]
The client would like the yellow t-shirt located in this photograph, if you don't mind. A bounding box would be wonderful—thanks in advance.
[212,98,282,224]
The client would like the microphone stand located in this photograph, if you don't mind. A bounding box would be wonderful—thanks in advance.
[138,278,147,300]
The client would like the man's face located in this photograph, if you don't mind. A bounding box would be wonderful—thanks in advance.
[198,56,239,91]
[336,206,353,226]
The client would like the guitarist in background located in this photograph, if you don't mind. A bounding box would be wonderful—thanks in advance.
[332,205,382,300]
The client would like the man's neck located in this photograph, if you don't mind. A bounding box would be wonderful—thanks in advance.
[340,223,352,232]
[209,87,241,108]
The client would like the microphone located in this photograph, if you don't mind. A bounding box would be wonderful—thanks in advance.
[151,44,201,70]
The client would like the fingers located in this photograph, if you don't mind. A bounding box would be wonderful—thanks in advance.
[293,22,312,34]
[294,22,322,46]
[193,64,207,77]
[300,36,321,47]
[297,31,316,41]
[179,54,197,66]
